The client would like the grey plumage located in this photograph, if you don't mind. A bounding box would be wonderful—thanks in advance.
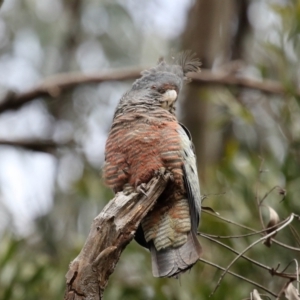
[149,123,202,278]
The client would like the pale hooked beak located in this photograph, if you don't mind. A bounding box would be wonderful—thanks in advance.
[162,89,177,103]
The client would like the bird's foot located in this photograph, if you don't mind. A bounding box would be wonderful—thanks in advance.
[154,167,166,177]
[155,167,172,182]
[123,183,135,195]
[136,183,148,197]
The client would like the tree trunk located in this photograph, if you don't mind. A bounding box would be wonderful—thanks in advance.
[181,0,238,181]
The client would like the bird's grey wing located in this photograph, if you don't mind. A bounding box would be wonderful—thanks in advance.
[177,123,201,232]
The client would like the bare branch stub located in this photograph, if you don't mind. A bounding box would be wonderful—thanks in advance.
[64,172,170,300]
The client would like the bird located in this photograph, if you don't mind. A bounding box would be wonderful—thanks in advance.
[103,52,202,278]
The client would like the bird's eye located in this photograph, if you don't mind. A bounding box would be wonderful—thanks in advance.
[157,88,166,94]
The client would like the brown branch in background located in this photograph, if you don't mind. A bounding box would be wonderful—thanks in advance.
[0,139,74,153]
[0,68,141,113]
[0,67,298,114]
[64,171,170,300]
[189,70,288,94]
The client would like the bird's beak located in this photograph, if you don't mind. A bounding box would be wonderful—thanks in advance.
[162,89,177,103]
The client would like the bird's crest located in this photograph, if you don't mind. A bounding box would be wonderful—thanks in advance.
[174,51,201,78]
[141,51,201,82]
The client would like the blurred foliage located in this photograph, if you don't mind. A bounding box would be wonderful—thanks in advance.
[0,0,300,299]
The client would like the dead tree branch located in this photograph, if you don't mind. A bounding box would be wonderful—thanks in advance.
[0,67,298,114]
[189,70,288,95]
[0,68,141,113]
[0,139,74,153]
[64,172,170,300]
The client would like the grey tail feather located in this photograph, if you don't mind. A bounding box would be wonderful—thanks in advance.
[150,231,202,278]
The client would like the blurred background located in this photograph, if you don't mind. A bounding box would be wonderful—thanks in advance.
[0,0,300,299]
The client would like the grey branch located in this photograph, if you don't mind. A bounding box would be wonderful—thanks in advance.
[0,67,298,114]
[189,70,287,94]
[64,172,170,300]
[0,68,140,113]
[0,139,74,153]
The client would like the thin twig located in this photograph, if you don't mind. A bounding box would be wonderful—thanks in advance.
[199,258,278,298]
[289,225,300,248]
[279,261,299,278]
[294,259,299,294]
[204,209,300,252]
[200,233,298,280]
[275,280,294,300]
[211,214,295,296]
[259,186,281,206]
[273,239,300,252]
[202,218,289,239]
[203,210,256,232]
[256,158,266,230]
[200,233,271,270]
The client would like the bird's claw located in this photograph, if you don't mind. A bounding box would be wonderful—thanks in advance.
[155,167,166,176]
[155,167,172,182]
[123,183,135,195]
[136,183,148,197]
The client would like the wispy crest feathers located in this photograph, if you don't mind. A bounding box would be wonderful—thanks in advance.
[140,51,201,82]
[175,51,201,75]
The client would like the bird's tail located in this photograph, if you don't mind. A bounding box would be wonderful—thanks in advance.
[150,231,202,278]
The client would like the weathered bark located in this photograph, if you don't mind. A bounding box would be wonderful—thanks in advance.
[64,172,170,300]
